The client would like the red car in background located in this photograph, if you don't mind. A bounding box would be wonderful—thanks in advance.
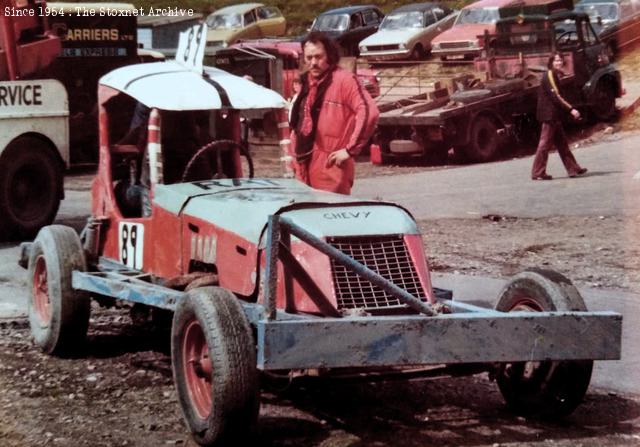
[431,0,514,60]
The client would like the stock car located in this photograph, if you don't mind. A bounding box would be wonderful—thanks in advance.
[19,23,622,447]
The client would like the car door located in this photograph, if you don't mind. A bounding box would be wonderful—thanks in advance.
[419,9,439,48]
[256,6,286,36]
[242,9,261,39]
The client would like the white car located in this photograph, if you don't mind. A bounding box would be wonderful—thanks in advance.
[359,2,457,60]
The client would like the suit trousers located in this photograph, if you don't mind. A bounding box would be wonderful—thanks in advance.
[531,121,582,178]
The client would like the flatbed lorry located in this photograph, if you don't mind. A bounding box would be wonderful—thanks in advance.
[374,4,623,164]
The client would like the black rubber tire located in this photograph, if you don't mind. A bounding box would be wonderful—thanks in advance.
[590,80,617,122]
[462,115,501,162]
[0,138,63,239]
[172,287,259,447]
[494,269,593,419]
[411,44,425,60]
[27,225,90,356]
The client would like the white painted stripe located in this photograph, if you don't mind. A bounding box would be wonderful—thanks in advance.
[148,143,161,185]
[277,122,289,129]
[279,139,291,146]
[148,125,161,131]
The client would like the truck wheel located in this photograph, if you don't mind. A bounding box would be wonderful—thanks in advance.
[172,287,259,447]
[28,225,90,356]
[590,80,617,122]
[462,115,501,162]
[410,44,426,60]
[494,269,593,418]
[0,138,63,239]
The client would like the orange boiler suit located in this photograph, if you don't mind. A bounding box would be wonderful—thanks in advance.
[290,68,379,194]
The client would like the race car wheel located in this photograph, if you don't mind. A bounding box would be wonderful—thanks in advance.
[28,225,90,356]
[494,269,593,419]
[462,115,501,162]
[181,139,254,183]
[172,287,258,446]
[0,137,63,239]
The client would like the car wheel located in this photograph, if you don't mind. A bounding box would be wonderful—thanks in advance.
[28,225,91,356]
[172,286,259,446]
[411,44,425,60]
[494,269,593,419]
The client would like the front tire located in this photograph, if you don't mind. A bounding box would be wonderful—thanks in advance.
[27,225,90,356]
[172,287,259,447]
[494,269,593,418]
[590,80,617,122]
[0,138,63,239]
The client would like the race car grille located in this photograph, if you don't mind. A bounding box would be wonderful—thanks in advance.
[328,235,426,310]
[367,44,400,51]
[439,41,472,49]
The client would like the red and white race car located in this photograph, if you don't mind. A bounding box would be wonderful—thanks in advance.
[19,24,621,447]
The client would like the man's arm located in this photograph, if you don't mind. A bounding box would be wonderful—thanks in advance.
[343,74,380,157]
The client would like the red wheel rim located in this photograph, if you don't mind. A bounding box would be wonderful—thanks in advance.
[182,319,213,419]
[508,294,545,378]
[32,255,51,324]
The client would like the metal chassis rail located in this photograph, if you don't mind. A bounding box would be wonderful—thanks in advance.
[72,215,623,371]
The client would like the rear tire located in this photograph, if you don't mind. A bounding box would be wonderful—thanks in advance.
[462,115,501,162]
[0,138,63,239]
[28,225,90,356]
[172,287,259,447]
[494,269,593,418]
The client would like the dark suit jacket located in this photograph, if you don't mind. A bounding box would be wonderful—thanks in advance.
[536,69,574,122]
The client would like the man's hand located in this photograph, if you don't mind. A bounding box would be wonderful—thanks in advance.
[570,108,581,120]
[326,148,351,168]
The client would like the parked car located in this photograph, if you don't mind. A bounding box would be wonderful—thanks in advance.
[358,2,458,60]
[431,0,514,60]
[206,3,286,48]
[575,0,640,56]
[309,5,384,56]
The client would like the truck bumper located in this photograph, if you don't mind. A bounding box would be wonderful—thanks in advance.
[255,310,622,370]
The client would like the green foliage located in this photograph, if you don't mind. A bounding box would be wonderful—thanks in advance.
[58,0,473,34]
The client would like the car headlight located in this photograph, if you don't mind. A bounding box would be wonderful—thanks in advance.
[360,46,368,52]
[470,40,479,48]
[432,43,441,50]
[398,43,406,50]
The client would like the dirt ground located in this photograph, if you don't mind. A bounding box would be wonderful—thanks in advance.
[2,52,640,447]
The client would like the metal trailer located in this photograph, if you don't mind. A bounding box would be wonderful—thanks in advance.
[374,8,623,165]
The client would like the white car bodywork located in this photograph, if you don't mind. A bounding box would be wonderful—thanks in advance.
[359,7,457,60]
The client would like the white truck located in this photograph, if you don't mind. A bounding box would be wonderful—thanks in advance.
[0,0,68,238]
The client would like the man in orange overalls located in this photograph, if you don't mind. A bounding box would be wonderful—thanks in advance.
[290,32,379,194]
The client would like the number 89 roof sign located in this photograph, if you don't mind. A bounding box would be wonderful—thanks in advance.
[99,24,286,111]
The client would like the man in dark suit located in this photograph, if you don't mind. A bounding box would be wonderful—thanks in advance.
[531,52,588,180]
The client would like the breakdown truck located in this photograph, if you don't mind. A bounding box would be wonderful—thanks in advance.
[18,24,622,447]
[0,0,162,238]
[374,0,623,164]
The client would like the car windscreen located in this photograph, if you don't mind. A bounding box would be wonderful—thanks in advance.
[575,3,619,22]
[380,11,425,30]
[455,7,500,25]
[207,13,243,29]
[312,14,349,31]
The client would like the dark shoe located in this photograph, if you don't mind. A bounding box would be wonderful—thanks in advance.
[569,168,588,178]
[532,174,553,180]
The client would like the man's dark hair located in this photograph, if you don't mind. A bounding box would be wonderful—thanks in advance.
[302,31,340,66]
[547,51,564,69]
